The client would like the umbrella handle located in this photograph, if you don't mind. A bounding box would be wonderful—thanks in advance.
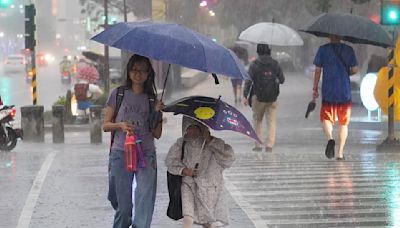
[211,73,219,85]
[160,64,171,101]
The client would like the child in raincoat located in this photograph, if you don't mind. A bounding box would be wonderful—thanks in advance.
[165,117,235,228]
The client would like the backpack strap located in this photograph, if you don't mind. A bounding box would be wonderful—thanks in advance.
[331,44,350,76]
[110,86,126,151]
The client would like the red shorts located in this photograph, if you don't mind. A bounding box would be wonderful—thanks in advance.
[320,101,352,125]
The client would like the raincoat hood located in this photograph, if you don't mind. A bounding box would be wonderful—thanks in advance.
[255,55,277,67]
[182,116,209,137]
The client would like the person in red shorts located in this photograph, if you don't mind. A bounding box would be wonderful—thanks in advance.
[312,35,358,160]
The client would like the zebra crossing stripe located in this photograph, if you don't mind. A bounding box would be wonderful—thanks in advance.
[224,156,399,227]
[224,177,270,228]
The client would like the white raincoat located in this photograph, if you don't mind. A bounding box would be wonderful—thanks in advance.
[165,118,235,226]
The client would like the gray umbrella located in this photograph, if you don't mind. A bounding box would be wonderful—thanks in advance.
[300,12,393,48]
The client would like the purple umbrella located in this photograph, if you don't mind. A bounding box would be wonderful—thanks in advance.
[163,96,261,144]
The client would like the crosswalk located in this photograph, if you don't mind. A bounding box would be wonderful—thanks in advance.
[224,152,400,227]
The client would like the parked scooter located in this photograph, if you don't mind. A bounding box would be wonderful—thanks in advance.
[0,105,23,151]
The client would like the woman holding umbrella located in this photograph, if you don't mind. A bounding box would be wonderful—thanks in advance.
[103,54,164,228]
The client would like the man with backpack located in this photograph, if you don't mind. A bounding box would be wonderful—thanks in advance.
[243,44,285,152]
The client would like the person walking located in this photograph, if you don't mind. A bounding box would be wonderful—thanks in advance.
[229,46,249,104]
[243,44,285,152]
[165,117,235,228]
[103,54,164,228]
[312,34,358,160]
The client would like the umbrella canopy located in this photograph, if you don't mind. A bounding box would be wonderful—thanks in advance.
[77,64,99,83]
[82,51,104,63]
[163,96,261,144]
[239,22,304,46]
[91,20,249,80]
[300,12,393,48]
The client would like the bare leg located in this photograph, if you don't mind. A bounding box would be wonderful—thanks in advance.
[237,86,242,102]
[337,124,348,158]
[322,120,334,140]
[232,86,238,103]
[183,216,194,228]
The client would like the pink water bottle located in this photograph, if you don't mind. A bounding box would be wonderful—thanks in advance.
[124,134,137,172]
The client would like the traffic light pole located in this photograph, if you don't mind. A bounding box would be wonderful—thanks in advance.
[31,50,37,105]
[25,3,37,105]
[388,30,396,140]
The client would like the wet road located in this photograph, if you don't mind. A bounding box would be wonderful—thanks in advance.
[1,71,399,227]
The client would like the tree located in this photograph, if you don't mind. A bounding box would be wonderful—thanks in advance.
[79,0,152,21]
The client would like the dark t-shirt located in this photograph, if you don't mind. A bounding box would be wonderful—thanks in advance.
[313,43,358,103]
[106,88,155,154]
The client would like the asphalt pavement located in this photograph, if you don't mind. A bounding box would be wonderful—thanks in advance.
[1,71,400,228]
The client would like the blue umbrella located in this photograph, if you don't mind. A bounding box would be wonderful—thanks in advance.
[91,20,249,80]
[163,96,261,144]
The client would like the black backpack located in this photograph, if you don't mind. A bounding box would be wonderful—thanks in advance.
[253,62,280,103]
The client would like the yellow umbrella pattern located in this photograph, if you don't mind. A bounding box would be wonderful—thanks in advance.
[373,66,400,121]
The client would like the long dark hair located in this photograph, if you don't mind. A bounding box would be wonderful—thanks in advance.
[125,54,157,99]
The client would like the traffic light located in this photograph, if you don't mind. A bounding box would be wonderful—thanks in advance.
[25,4,36,51]
[381,0,400,25]
[0,0,12,8]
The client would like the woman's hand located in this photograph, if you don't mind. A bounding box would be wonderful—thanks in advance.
[155,100,165,112]
[119,122,134,135]
[182,168,197,177]
[203,129,212,143]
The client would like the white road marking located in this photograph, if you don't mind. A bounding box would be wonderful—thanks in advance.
[224,177,269,228]
[16,152,56,228]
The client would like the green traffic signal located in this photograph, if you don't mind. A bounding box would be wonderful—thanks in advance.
[0,0,12,8]
[381,0,400,25]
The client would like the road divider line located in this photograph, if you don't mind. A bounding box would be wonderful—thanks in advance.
[224,176,269,228]
[16,152,56,228]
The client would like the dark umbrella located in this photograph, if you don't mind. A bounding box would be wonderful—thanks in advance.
[163,96,261,144]
[300,12,393,48]
[91,20,249,80]
[305,100,316,119]
[82,51,104,63]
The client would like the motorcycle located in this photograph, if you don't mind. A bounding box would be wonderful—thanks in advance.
[61,70,72,84]
[0,105,23,151]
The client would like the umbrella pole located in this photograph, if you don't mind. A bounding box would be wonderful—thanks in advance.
[160,64,171,101]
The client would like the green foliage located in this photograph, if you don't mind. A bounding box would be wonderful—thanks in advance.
[53,96,66,106]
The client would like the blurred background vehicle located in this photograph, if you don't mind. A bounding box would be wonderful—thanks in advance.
[36,52,48,67]
[3,54,26,74]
